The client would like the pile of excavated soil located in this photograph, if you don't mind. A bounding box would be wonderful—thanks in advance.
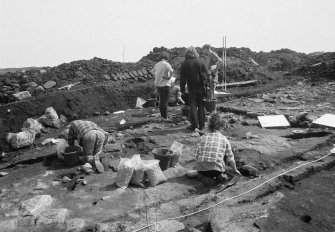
[2,47,333,105]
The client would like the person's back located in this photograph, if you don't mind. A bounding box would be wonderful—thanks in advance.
[180,57,206,94]
[154,60,173,87]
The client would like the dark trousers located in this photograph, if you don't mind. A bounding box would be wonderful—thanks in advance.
[189,91,205,129]
[157,86,169,119]
[181,93,189,106]
[199,170,222,179]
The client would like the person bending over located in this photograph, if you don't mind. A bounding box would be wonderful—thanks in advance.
[68,120,108,173]
[195,113,240,185]
[168,78,185,106]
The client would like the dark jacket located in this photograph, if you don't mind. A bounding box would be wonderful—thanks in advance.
[180,57,208,94]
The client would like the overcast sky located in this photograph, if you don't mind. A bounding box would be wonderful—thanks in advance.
[1,0,335,68]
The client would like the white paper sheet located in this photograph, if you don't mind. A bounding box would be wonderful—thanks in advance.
[258,115,290,128]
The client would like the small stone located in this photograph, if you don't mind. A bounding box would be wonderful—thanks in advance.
[103,74,111,80]
[104,111,111,115]
[297,81,304,86]
[93,111,100,116]
[40,69,47,74]
[81,179,87,185]
[13,91,31,100]
[116,132,124,138]
[128,213,140,220]
[62,176,72,183]
[43,81,57,89]
[156,220,185,232]
[33,86,45,94]
[66,218,86,231]
[190,132,200,137]
[0,171,8,177]
[34,181,48,190]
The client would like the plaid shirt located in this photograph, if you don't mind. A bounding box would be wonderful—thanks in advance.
[196,132,234,171]
[68,120,108,146]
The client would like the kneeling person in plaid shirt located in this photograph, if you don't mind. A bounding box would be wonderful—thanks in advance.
[196,113,240,185]
[68,120,108,173]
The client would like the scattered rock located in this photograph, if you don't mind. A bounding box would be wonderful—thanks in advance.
[103,74,111,80]
[190,132,200,137]
[38,107,61,128]
[239,165,260,177]
[0,218,18,232]
[116,132,124,138]
[22,118,44,134]
[13,91,31,101]
[22,82,38,91]
[245,132,259,139]
[0,171,8,177]
[6,129,37,149]
[44,80,57,89]
[35,208,69,228]
[33,85,45,94]
[156,220,185,232]
[21,195,54,216]
[62,176,72,183]
[66,218,86,231]
[34,180,49,190]
[297,81,304,86]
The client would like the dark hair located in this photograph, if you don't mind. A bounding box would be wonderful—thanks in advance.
[159,52,169,60]
[208,112,221,132]
[202,44,211,50]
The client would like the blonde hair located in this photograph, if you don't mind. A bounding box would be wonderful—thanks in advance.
[184,46,199,59]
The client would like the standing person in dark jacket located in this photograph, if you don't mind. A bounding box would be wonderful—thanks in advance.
[180,46,208,131]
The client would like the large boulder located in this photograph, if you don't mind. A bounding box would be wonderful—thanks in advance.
[6,129,36,149]
[43,81,57,89]
[22,118,44,134]
[12,91,31,101]
[21,195,54,216]
[38,107,61,128]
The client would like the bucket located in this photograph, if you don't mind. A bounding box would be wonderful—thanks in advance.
[62,146,82,167]
[144,98,158,108]
[152,148,173,171]
[204,99,217,113]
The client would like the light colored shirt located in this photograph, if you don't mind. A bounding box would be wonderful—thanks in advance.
[153,60,173,87]
[195,132,235,172]
[206,51,222,72]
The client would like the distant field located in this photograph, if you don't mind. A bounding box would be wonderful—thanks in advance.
[0,67,39,74]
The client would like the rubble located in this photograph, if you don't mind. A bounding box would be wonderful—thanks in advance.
[13,91,31,101]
